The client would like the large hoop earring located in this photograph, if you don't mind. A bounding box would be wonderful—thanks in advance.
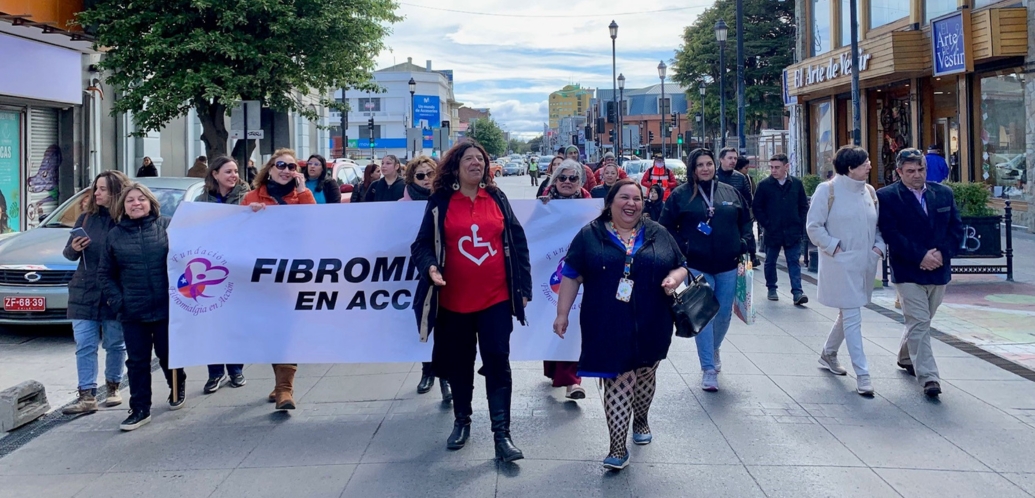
[452,181,460,191]
[479,182,486,189]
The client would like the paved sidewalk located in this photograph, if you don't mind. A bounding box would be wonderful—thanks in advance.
[1,269,1034,497]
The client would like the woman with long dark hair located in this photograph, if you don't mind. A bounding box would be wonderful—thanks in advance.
[659,148,752,393]
[365,154,404,202]
[303,154,342,204]
[136,157,158,177]
[411,139,531,462]
[535,156,565,197]
[351,163,381,203]
[553,178,687,470]
[62,170,131,415]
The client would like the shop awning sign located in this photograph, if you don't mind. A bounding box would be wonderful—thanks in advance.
[790,49,872,89]
[932,11,973,77]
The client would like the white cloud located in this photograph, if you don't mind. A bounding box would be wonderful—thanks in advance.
[377,0,711,136]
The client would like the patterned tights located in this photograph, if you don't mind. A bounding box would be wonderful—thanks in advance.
[600,362,659,458]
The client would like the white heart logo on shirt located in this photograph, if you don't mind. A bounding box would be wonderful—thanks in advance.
[458,224,497,266]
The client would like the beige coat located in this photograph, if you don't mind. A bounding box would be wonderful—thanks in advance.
[806,174,886,309]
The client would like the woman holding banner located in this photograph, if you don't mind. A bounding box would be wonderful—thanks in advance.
[411,139,532,462]
[399,155,451,402]
[244,148,316,410]
[659,148,752,393]
[98,183,186,431]
[194,156,249,394]
[537,159,591,400]
[553,178,687,470]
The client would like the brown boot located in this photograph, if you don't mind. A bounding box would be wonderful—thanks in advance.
[273,364,297,410]
[62,389,98,415]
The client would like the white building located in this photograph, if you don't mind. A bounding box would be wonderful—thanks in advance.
[332,58,461,160]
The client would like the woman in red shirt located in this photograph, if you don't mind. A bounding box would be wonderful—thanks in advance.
[243,148,316,411]
[411,140,532,462]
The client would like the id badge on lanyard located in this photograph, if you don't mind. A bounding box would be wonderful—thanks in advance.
[697,182,716,235]
[612,223,637,302]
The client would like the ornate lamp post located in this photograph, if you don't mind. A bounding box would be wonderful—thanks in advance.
[658,60,667,158]
[408,77,416,158]
[617,73,625,158]
[715,19,728,148]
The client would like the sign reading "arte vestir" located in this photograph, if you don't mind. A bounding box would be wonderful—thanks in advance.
[790,49,872,89]
[932,11,970,77]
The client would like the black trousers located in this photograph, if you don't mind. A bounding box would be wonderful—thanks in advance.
[123,318,185,413]
[421,361,434,376]
[433,301,513,419]
[530,173,538,186]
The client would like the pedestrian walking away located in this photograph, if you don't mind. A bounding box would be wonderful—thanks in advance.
[62,170,131,415]
[806,145,886,396]
[554,178,688,471]
[351,162,381,203]
[194,156,249,394]
[877,148,963,397]
[538,159,591,400]
[400,155,451,402]
[365,155,405,202]
[244,148,316,410]
[187,155,208,178]
[659,148,752,392]
[924,145,950,183]
[752,153,809,305]
[411,139,532,462]
[303,154,342,204]
[98,183,186,431]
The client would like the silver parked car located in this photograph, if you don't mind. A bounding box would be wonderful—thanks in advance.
[0,177,205,325]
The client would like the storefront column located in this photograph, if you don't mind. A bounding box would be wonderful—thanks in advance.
[789,104,806,177]
[1024,1,1035,231]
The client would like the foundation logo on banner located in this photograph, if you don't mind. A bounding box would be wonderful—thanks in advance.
[539,245,580,309]
[170,248,234,316]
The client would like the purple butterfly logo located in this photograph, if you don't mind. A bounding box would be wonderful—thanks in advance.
[177,257,229,301]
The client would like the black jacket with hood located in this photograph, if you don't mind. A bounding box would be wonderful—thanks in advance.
[659,180,753,274]
[98,213,172,323]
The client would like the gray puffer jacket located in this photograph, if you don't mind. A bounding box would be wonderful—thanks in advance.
[63,208,118,321]
[98,213,171,322]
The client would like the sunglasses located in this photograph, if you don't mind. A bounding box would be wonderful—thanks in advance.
[274,161,298,171]
[415,172,432,181]
[556,175,579,183]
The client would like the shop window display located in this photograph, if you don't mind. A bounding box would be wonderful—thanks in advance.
[980,72,1026,197]
[876,94,911,186]
[810,100,834,178]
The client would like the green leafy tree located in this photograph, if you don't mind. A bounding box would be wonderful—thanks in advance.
[527,135,544,153]
[672,0,794,139]
[77,0,400,158]
[468,118,506,157]
[507,138,529,154]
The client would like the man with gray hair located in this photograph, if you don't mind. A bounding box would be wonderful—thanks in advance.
[876,148,963,397]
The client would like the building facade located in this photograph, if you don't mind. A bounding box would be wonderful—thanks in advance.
[596,84,691,159]
[548,84,593,130]
[786,0,1033,227]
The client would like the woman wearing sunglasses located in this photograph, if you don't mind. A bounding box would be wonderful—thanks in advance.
[242,148,315,411]
[399,156,451,401]
[538,159,591,400]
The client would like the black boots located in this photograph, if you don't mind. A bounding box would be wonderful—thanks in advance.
[417,374,435,394]
[488,386,523,462]
[440,379,453,403]
[446,415,471,449]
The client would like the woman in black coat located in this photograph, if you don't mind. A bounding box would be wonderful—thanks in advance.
[303,154,342,204]
[553,178,687,471]
[98,183,186,432]
[61,170,131,415]
[411,140,531,462]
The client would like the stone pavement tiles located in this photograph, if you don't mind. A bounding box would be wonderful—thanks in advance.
[2,274,1035,497]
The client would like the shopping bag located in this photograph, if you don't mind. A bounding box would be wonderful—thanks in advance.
[733,256,756,325]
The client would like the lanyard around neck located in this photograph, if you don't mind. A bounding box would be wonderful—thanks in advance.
[610,221,638,277]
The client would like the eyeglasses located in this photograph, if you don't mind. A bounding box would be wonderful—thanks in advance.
[556,175,579,183]
[274,161,298,171]
[415,172,432,181]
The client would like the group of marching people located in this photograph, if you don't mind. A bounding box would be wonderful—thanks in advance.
[62,137,964,472]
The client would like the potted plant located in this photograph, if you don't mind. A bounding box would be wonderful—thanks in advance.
[946,182,1001,257]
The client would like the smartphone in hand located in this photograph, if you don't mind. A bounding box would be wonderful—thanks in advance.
[70,227,89,240]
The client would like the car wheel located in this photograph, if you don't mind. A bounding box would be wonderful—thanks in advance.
[495,171,502,177]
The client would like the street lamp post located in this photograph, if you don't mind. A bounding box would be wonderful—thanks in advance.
[609,20,618,158]
[618,73,625,159]
[715,20,728,148]
[849,0,861,145]
[736,0,746,155]
[699,82,706,148]
[658,60,667,158]
[408,77,416,159]
[341,87,348,159]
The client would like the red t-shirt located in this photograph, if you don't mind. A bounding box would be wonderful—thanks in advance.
[440,189,509,313]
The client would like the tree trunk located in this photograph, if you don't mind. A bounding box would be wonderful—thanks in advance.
[229,139,259,167]
[196,99,229,158]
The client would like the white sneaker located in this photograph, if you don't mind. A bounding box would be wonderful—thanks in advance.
[856,374,874,396]
[818,353,848,375]
[714,349,722,373]
[701,370,719,392]
[565,384,586,399]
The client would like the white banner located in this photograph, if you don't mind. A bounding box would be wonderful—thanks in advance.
[167,199,603,368]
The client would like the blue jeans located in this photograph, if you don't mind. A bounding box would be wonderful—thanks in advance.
[689,268,738,372]
[72,319,126,391]
[764,242,803,293]
[207,364,244,378]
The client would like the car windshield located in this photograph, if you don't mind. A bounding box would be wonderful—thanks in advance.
[623,162,642,174]
[42,187,189,228]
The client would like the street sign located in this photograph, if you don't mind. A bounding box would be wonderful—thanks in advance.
[229,130,264,140]
[230,101,261,131]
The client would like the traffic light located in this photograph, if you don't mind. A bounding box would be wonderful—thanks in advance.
[367,117,374,132]
[648,131,655,143]
[606,102,615,123]
[677,134,683,145]
[585,125,593,139]
[608,128,615,143]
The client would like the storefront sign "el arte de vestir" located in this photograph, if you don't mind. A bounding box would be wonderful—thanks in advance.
[791,50,873,89]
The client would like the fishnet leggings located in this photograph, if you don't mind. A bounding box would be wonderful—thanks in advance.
[600,362,659,458]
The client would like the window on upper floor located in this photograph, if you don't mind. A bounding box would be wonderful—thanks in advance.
[840,0,864,46]
[925,0,955,23]
[358,98,381,112]
[812,0,832,56]
[869,0,909,29]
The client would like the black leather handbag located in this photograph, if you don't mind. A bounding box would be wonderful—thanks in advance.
[671,274,720,338]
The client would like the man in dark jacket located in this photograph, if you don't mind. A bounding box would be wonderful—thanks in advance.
[877,148,963,398]
[753,153,809,305]
[716,147,758,265]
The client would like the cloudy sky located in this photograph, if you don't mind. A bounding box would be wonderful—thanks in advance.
[375,1,713,140]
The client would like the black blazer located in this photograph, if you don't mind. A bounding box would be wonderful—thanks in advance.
[752,175,809,248]
[876,181,963,286]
